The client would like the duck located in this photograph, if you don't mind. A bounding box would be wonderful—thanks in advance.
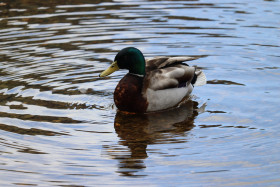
[99,47,206,113]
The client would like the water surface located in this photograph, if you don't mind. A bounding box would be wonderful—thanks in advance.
[0,0,280,186]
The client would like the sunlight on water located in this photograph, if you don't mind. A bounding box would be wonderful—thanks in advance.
[0,0,280,186]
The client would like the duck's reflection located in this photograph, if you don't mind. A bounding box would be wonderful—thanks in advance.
[107,100,199,177]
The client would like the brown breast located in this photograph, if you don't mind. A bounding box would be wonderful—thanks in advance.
[114,74,148,113]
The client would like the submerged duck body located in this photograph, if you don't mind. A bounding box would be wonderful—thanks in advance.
[100,47,206,113]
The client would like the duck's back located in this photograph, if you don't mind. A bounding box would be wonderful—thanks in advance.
[142,56,203,112]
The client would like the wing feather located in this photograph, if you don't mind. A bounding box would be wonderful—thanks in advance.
[146,56,198,71]
[144,64,196,91]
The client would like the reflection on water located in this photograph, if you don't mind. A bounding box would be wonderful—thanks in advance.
[108,100,197,177]
[1,0,280,186]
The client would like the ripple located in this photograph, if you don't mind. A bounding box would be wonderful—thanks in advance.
[0,0,280,186]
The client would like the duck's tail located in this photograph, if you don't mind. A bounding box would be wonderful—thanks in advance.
[193,70,207,87]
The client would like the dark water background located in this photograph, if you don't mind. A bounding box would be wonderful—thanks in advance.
[0,0,280,186]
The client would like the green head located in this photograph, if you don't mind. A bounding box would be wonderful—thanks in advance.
[99,47,146,77]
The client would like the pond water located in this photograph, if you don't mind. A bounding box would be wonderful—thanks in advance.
[0,0,280,186]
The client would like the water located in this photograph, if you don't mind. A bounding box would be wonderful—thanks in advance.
[0,0,280,186]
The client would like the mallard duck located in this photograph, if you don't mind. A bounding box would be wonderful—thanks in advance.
[99,47,206,113]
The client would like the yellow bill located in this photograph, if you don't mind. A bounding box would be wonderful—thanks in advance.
[99,61,119,77]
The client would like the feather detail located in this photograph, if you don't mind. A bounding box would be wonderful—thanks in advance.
[146,56,198,71]
[141,56,199,111]
[194,70,207,86]
[144,65,195,91]
[146,84,193,112]
[142,56,197,93]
